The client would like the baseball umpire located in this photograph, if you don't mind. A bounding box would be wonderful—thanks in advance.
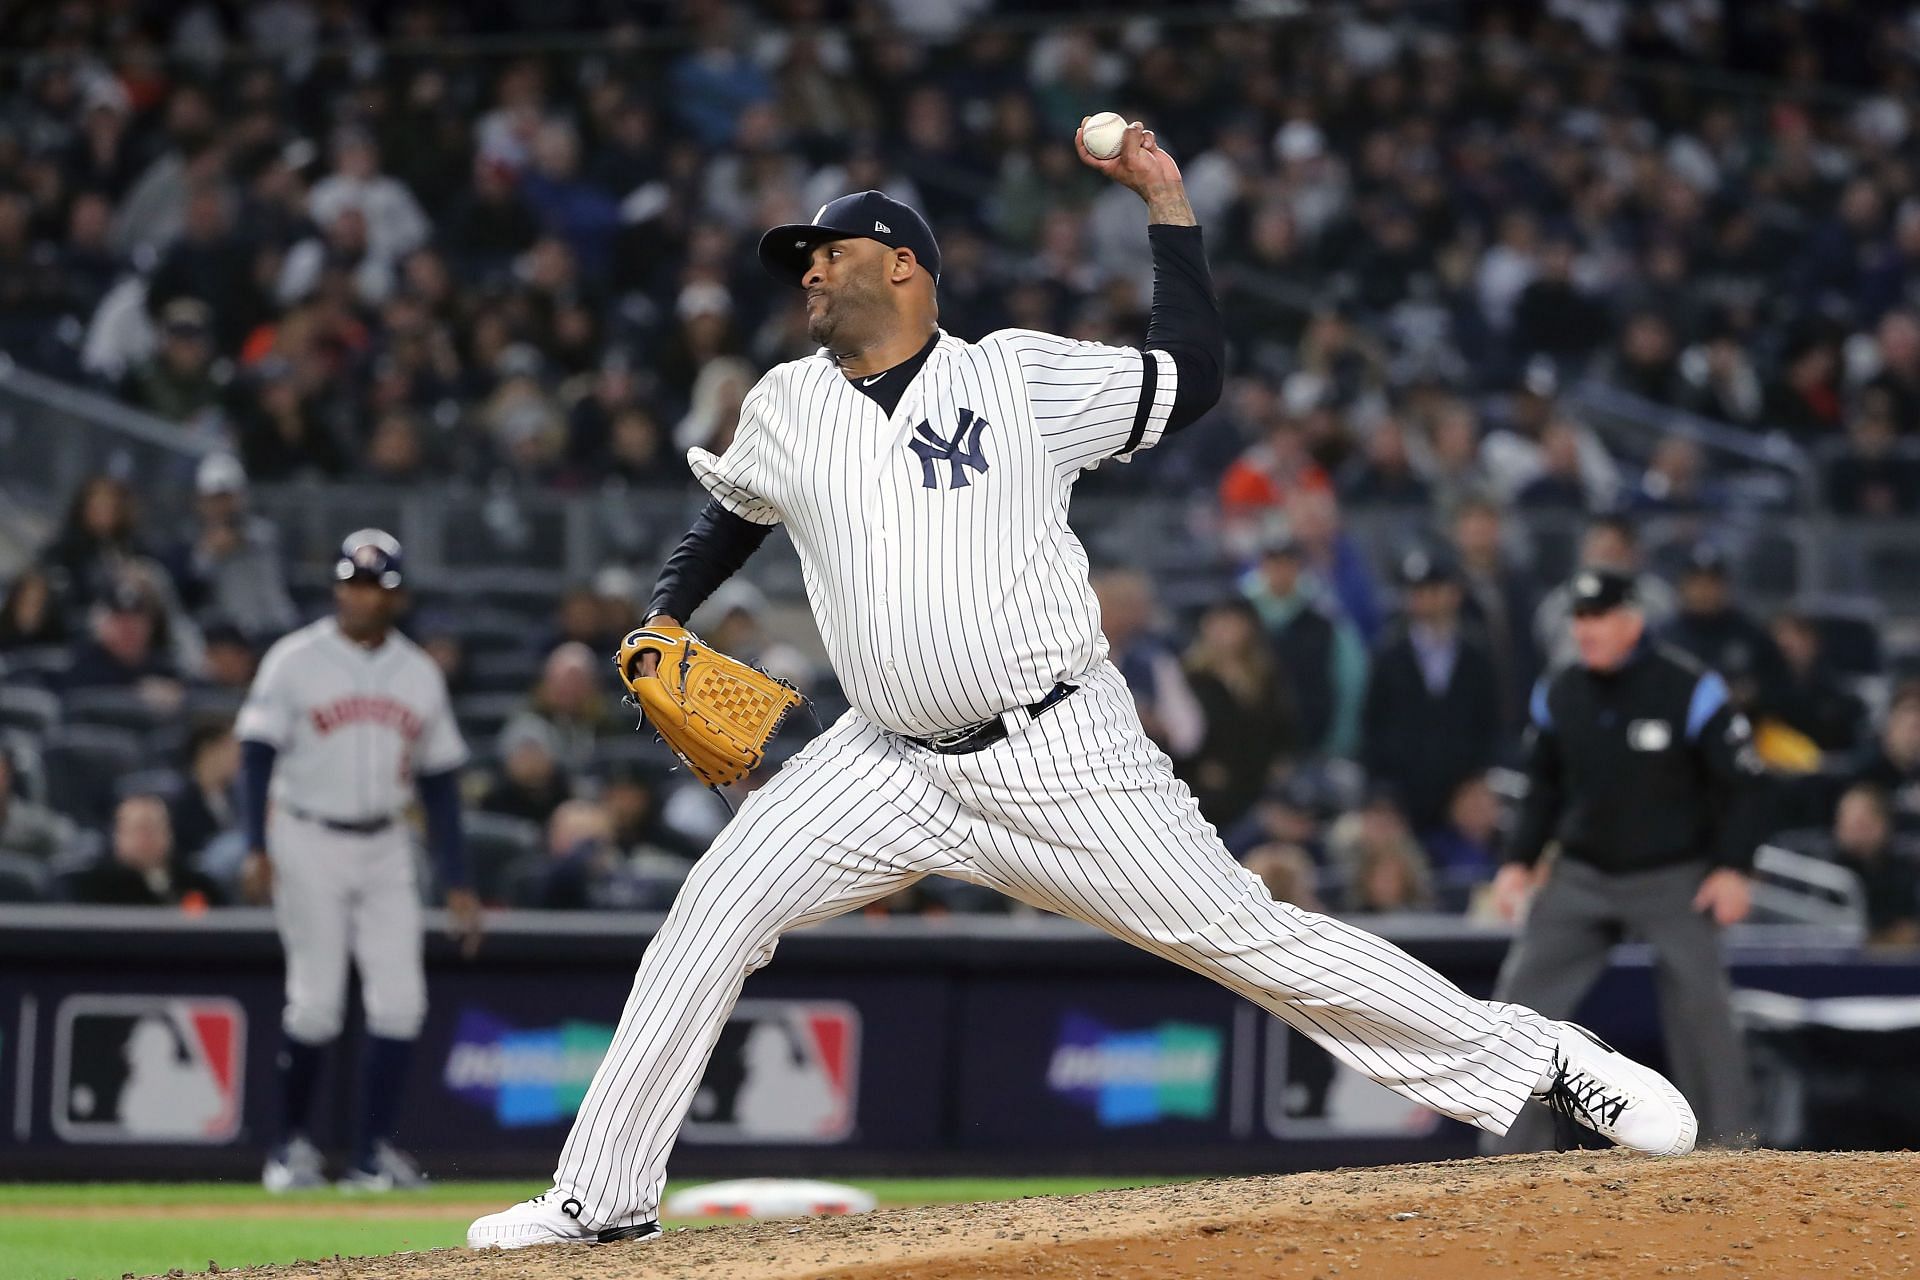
[238,529,482,1190]
[470,120,1695,1251]
[1488,567,1766,1151]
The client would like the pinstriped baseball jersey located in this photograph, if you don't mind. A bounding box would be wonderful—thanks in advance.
[689,329,1178,737]
[238,619,467,820]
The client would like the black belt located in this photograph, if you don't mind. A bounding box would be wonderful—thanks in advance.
[903,682,1078,755]
[283,804,396,836]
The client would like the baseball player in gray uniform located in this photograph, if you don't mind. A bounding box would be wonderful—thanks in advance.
[470,122,1695,1249]
[239,529,481,1191]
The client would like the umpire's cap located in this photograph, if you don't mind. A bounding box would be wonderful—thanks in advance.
[1569,567,1636,616]
[335,528,405,590]
[758,191,941,287]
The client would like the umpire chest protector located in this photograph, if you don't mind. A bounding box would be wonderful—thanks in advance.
[1533,643,1742,871]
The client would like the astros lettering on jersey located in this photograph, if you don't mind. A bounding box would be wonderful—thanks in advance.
[239,620,466,817]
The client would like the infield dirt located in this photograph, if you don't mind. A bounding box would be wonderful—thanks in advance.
[185,1149,1915,1280]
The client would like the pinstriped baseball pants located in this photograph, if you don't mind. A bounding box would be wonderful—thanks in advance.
[555,661,1558,1229]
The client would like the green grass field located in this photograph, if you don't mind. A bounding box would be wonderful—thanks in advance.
[0,1177,1173,1280]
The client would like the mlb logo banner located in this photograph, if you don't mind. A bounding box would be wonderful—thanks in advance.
[683,1001,860,1144]
[52,996,245,1143]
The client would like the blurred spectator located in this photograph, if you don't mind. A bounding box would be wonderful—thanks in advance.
[1285,490,1383,643]
[199,622,261,692]
[1863,309,1920,434]
[121,297,226,426]
[1678,325,1764,428]
[1513,418,1591,512]
[1853,688,1920,829]
[59,577,186,714]
[509,642,611,771]
[39,473,146,622]
[169,720,240,878]
[161,453,296,639]
[1825,395,1920,516]
[0,749,72,863]
[601,764,701,862]
[1337,416,1430,508]
[1663,544,1790,715]
[1422,773,1503,886]
[481,716,572,827]
[1631,436,1721,513]
[1216,381,1333,536]
[1176,600,1295,830]
[1481,362,1620,509]
[1450,496,1538,730]
[1239,535,1365,759]
[70,794,224,908]
[1827,784,1920,949]
[232,357,348,482]
[1242,842,1322,913]
[533,799,621,910]
[1533,516,1679,669]
[0,566,69,652]
[1511,235,1608,365]
[1362,550,1499,835]
[1094,568,1205,761]
[1768,612,1864,755]
[1328,794,1435,914]
[1764,331,1845,440]
[305,126,431,277]
[418,627,471,700]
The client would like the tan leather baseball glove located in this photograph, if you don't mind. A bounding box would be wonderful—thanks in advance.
[615,624,804,788]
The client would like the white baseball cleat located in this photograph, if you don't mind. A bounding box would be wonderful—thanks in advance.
[466,1189,662,1250]
[1537,1022,1697,1156]
[262,1136,327,1193]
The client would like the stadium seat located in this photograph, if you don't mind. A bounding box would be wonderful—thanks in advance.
[0,684,61,736]
[465,650,540,695]
[1,728,48,803]
[59,688,184,751]
[40,725,143,827]
[454,692,526,746]
[115,768,186,802]
[1796,597,1886,677]
[0,645,74,680]
[462,811,543,904]
[0,851,50,903]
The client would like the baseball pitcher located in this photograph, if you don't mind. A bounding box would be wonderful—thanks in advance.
[469,120,1694,1249]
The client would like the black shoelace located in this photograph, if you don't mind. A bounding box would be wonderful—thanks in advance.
[1542,1060,1630,1152]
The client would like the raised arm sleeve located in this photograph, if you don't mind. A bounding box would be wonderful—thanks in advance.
[1142,223,1223,436]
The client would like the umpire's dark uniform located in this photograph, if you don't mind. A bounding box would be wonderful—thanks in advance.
[1489,570,1766,1151]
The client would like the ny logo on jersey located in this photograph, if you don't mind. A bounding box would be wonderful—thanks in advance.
[908,407,990,490]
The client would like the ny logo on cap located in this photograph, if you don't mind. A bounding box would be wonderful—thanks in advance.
[909,407,990,491]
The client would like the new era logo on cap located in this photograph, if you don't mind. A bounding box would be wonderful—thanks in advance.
[874,221,890,233]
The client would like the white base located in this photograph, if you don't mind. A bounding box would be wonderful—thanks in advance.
[663,1178,878,1219]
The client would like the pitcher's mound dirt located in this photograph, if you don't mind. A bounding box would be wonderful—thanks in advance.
[218,1150,1915,1280]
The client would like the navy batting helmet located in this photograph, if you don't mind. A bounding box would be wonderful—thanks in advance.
[334,528,405,589]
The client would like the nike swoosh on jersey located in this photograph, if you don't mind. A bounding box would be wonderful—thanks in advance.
[861,372,888,386]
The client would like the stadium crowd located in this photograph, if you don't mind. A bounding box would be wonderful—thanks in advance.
[1,0,1918,938]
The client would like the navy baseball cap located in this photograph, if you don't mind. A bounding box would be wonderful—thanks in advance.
[758,191,942,287]
[1569,567,1637,615]
[335,528,404,590]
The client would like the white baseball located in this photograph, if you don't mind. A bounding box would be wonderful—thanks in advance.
[1081,111,1128,160]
